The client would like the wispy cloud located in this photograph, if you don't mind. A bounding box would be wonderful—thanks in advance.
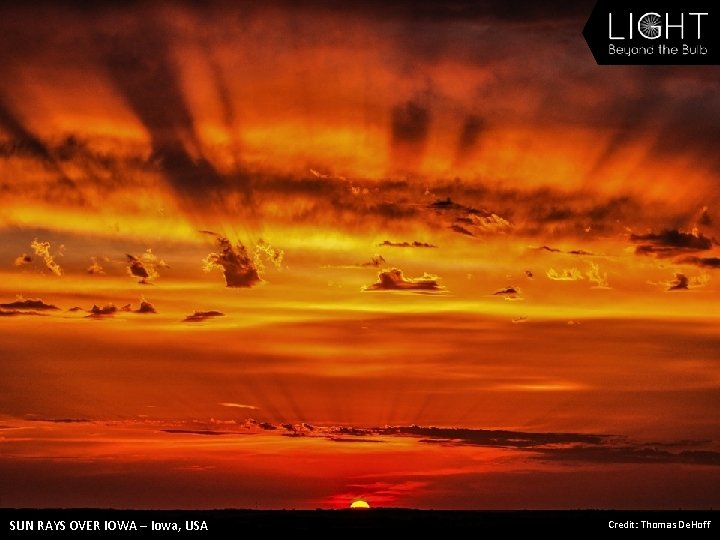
[364,268,443,292]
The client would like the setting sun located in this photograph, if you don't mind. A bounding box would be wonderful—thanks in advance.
[350,501,371,510]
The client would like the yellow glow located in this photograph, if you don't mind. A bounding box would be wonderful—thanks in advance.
[350,500,370,509]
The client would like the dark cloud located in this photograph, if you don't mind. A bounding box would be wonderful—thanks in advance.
[126,254,150,281]
[0,309,45,317]
[364,268,443,291]
[87,304,118,317]
[391,100,430,145]
[524,270,533,279]
[94,17,232,206]
[183,310,225,323]
[429,197,464,211]
[455,114,485,161]
[675,256,720,269]
[389,100,431,171]
[26,417,90,424]
[126,249,166,284]
[699,208,713,226]
[202,236,261,288]
[450,224,474,237]
[631,229,712,257]
[162,429,231,436]
[135,299,157,314]
[378,240,437,248]
[533,246,593,255]
[360,255,386,268]
[668,273,689,291]
[373,424,720,467]
[0,297,58,310]
[0,99,82,205]
[381,425,602,447]
[493,287,519,298]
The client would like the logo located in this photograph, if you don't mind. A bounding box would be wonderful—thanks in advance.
[583,1,719,64]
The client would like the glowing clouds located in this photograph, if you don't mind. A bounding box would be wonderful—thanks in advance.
[546,263,610,289]
[126,249,167,284]
[364,268,443,292]
[87,257,105,275]
[218,403,259,410]
[30,239,63,276]
[14,254,32,266]
[546,268,583,281]
[202,236,261,288]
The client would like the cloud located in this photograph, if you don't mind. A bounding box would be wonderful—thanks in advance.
[86,257,105,275]
[524,270,533,279]
[135,298,157,314]
[449,224,474,236]
[546,268,583,281]
[87,304,118,317]
[546,263,610,288]
[493,287,522,300]
[587,262,610,289]
[14,254,31,266]
[378,240,437,248]
[383,425,604,447]
[455,114,486,162]
[360,255,386,268]
[675,256,720,269]
[30,239,62,276]
[465,212,512,234]
[0,309,45,317]
[698,207,713,226]
[252,238,284,275]
[668,273,689,291]
[202,236,261,288]
[390,100,431,170]
[364,268,443,291]
[631,229,712,257]
[534,246,593,255]
[183,310,225,323]
[0,296,59,310]
[429,197,464,211]
[665,273,710,291]
[161,429,231,436]
[373,425,720,467]
[219,403,259,410]
[126,249,166,284]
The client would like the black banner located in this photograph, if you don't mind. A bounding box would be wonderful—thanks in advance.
[2,509,718,536]
[583,0,720,64]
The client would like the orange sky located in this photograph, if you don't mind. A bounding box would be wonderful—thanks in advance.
[1,0,719,510]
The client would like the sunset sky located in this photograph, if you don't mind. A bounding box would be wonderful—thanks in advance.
[1,0,719,510]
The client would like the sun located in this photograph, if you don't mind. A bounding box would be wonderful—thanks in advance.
[350,500,370,509]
